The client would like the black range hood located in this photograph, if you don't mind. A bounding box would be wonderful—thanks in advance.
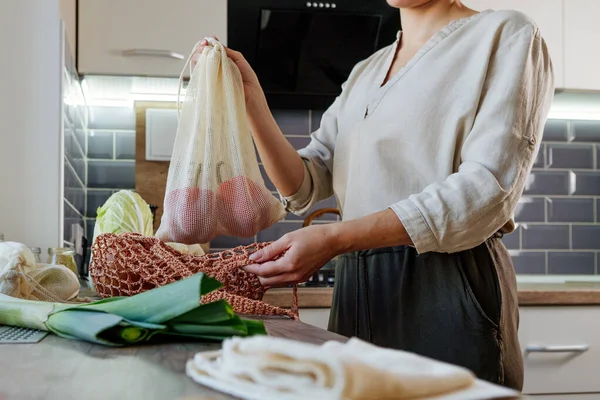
[227,0,401,110]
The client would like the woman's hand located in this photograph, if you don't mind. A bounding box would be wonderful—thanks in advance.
[192,37,263,107]
[242,209,413,287]
[242,224,342,288]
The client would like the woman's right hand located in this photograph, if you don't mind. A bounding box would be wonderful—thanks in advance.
[192,37,264,110]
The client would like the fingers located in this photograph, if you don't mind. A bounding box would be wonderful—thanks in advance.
[195,36,216,54]
[192,38,209,65]
[244,264,306,287]
[258,273,307,288]
[243,254,308,287]
[193,36,245,65]
[249,238,289,263]
[223,46,246,64]
[242,259,287,278]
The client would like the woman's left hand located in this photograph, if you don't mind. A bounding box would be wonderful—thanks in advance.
[242,224,341,287]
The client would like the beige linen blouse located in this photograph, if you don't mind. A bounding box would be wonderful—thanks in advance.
[281,9,555,254]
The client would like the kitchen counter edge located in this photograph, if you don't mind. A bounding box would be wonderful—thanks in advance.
[263,283,600,308]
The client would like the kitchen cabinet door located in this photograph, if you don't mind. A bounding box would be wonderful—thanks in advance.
[145,108,178,161]
[463,0,564,88]
[78,0,226,78]
[564,0,600,91]
[298,308,331,330]
[518,306,600,395]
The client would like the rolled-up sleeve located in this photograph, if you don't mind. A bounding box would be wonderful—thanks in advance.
[391,26,555,254]
[279,90,343,215]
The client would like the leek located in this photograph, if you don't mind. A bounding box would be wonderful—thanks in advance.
[0,273,266,346]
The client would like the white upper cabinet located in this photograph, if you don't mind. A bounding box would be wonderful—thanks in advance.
[463,0,564,88]
[564,0,600,91]
[77,0,227,78]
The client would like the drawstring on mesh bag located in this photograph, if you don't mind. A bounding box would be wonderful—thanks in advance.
[157,37,286,245]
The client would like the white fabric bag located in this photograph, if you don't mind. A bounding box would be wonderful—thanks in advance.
[157,39,285,244]
[186,335,520,400]
[0,242,80,302]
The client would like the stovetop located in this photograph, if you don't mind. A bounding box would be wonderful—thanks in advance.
[300,261,336,287]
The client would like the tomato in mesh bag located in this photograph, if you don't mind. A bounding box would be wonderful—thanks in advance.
[163,187,217,244]
[156,38,286,244]
[217,176,277,238]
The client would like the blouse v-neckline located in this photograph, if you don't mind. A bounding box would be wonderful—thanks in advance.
[367,10,493,118]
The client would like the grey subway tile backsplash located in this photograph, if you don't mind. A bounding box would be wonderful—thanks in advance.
[285,196,339,221]
[542,119,568,141]
[87,131,114,159]
[81,107,600,275]
[572,120,600,142]
[86,190,114,217]
[514,197,545,222]
[63,200,83,243]
[501,230,520,250]
[88,160,135,189]
[287,136,311,151]
[547,198,594,223]
[115,131,136,160]
[64,159,80,190]
[64,154,85,216]
[547,144,594,169]
[64,217,84,243]
[71,156,86,186]
[64,122,84,167]
[85,218,95,242]
[272,110,310,135]
[310,110,325,132]
[259,165,276,191]
[65,187,85,216]
[510,252,546,274]
[257,222,303,242]
[547,252,595,274]
[210,235,255,249]
[71,113,85,130]
[522,224,570,250]
[75,128,86,151]
[88,106,136,130]
[571,171,600,195]
[572,225,600,250]
[62,68,87,247]
[533,145,544,168]
[524,170,570,195]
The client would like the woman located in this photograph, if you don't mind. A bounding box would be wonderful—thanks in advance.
[196,0,553,390]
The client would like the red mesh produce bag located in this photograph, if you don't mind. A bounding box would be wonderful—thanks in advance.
[156,38,285,244]
[90,233,298,319]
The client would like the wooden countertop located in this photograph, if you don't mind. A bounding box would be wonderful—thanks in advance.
[0,316,522,400]
[0,317,347,400]
[517,281,600,305]
[263,281,600,308]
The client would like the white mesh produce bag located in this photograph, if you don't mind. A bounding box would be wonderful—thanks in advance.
[157,39,285,244]
[0,242,80,302]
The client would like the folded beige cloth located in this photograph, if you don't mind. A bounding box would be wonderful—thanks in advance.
[186,336,519,400]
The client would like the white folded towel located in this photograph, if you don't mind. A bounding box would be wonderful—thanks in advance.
[186,335,520,400]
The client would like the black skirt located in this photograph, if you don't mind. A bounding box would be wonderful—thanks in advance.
[327,234,524,391]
